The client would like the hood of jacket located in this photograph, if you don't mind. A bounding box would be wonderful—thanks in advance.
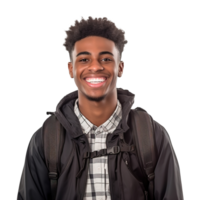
[54,87,137,138]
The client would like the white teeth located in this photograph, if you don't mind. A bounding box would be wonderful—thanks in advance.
[85,77,106,83]
[89,81,103,84]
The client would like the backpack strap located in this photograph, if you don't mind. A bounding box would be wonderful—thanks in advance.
[43,112,65,200]
[131,108,157,200]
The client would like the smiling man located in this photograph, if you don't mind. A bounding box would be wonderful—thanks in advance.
[17,17,184,200]
[69,35,124,127]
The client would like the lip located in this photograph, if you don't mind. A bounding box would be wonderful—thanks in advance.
[84,78,107,88]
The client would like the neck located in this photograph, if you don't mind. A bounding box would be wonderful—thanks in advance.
[78,89,118,127]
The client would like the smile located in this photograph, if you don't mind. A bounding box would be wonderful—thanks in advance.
[84,78,107,88]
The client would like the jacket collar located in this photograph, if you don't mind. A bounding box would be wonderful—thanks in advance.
[55,88,135,138]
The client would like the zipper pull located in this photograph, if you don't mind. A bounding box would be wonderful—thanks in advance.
[125,160,128,165]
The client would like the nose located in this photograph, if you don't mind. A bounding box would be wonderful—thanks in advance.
[88,59,104,72]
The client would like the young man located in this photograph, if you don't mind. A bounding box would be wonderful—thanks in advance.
[66,36,125,127]
[17,17,184,200]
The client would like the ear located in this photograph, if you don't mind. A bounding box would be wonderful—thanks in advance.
[118,61,124,77]
[68,62,74,78]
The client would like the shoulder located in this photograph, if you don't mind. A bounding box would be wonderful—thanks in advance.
[152,119,175,159]
[26,126,45,161]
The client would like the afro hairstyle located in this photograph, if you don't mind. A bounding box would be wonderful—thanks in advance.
[62,16,128,62]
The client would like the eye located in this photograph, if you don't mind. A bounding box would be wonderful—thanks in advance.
[79,58,88,62]
[102,58,112,62]
[79,58,111,62]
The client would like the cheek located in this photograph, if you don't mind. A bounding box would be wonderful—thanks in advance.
[73,67,84,85]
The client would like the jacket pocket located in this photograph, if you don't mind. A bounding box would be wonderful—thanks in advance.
[122,152,148,200]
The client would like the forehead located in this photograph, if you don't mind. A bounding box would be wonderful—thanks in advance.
[72,36,119,57]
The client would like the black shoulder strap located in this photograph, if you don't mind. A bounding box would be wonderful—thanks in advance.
[43,112,65,200]
[131,108,157,200]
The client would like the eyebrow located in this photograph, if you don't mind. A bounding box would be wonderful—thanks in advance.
[76,51,114,57]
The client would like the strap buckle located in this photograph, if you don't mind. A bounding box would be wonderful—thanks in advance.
[148,173,155,181]
[49,172,58,180]
[94,149,107,158]
[107,146,120,154]
[83,152,91,159]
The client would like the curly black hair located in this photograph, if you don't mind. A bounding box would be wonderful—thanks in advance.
[63,16,128,61]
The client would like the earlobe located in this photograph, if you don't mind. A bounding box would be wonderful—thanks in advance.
[66,61,71,70]
[66,61,73,79]
[119,62,126,78]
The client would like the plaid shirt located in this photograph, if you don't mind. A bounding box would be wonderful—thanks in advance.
[74,98,122,200]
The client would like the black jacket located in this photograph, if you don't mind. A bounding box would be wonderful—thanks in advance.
[17,88,184,200]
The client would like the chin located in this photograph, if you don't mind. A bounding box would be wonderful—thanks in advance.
[84,92,106,102]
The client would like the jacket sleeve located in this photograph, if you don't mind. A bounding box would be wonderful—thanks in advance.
[153,121,184,200]
[17,127,51,200]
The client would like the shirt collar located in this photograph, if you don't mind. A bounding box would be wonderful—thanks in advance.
[74,99,122,134]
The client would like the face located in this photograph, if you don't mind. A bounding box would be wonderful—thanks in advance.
[68,36,124,102]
